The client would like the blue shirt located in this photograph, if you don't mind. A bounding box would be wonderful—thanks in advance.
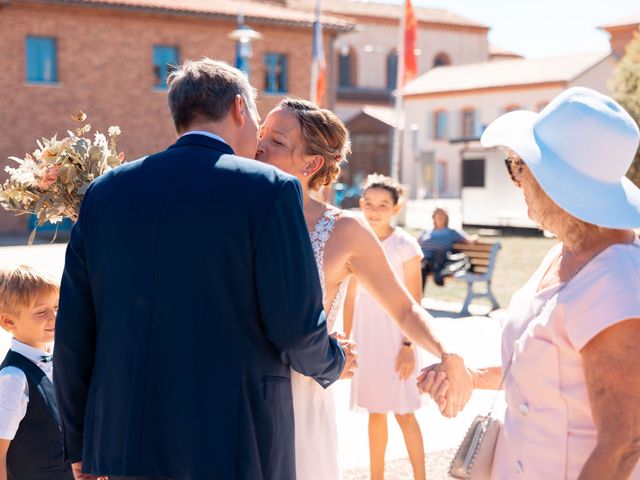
[418,227,466,259]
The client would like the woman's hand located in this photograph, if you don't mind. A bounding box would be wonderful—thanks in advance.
[417,364,450,412]
[435,354,474,417]
[396,344,416,380]
[332,332,359,380]
[417,358,475,417]
[418,362,503,416]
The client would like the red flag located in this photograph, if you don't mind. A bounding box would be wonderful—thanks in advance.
[310,0,326,105]
[403,0,418,85]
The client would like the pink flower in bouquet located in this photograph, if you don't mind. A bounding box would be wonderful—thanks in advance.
[38,165,61,190]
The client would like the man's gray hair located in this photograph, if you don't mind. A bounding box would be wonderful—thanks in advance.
[167,58,257,132]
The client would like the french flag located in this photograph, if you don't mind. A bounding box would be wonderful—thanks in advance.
[310,0,326,105]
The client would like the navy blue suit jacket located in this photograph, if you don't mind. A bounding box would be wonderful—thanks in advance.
[53,134,345,479]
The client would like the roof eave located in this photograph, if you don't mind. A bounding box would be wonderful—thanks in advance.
[599,23,639,32]
[420,20,489,31]
[403,80,569,98]
[567,52,613,83]
[319,8,489,31]
[24,0,355,31]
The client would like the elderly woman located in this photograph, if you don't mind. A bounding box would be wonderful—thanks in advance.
[419,87,640,479]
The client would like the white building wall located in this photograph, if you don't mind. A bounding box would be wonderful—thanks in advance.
[400,55,617,227]
[401,54,617,200]
[335,103,367,122]
[334,22,489,91]
[568,56,617,93]
[420,27,489,70]
[402,85,567,199]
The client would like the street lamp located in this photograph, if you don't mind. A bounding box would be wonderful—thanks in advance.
[227,14,262,79]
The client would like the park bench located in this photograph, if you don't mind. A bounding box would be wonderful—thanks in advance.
[450,241,501,315]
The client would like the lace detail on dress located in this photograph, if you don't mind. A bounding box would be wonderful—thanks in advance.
[309,208,349,331]
[309,209,339,296]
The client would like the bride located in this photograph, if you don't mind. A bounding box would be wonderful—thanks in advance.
[256,98,473,479]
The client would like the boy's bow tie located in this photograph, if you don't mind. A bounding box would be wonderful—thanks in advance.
[40,355,53,363]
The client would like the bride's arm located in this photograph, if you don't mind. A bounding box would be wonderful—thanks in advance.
[340,217,443,355]
[339,216,473,416]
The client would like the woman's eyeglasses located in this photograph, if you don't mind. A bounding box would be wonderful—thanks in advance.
[504,158,524,187]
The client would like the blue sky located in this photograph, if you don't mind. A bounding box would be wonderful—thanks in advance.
[375,0,640,58]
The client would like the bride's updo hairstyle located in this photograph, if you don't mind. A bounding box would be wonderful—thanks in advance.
[278,98,351,191]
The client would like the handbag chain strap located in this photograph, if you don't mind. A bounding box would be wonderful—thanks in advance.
[484,243,613,420]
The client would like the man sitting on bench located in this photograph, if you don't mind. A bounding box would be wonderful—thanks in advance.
[418,208,477,287]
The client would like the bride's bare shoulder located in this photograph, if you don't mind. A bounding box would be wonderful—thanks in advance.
[330,208,373,238]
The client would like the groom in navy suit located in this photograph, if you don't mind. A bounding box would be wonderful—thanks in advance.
[53,59,348,479]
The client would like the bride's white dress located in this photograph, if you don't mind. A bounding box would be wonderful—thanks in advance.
[291,208,349,480]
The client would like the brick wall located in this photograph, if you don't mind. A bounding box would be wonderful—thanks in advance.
[0,1,336,234]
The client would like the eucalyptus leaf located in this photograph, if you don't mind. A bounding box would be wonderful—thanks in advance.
[28,227,37,246]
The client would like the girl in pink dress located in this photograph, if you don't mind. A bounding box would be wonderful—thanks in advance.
[344,175,425,480]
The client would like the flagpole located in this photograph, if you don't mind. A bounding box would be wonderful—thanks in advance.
[310,0,322,104]
[390,1,407,182]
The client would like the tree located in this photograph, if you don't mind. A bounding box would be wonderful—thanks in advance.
[611,27,640,186]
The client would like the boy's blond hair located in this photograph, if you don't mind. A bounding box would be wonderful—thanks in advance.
[0,265,59,317]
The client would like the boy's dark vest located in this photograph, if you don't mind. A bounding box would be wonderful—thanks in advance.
[0,350,73,480]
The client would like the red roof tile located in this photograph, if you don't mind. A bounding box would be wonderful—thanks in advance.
[599,12,640,29]
[288,0,488,29]
[488,44,523,58]
[404,52,612,96]
[42,0,355,30]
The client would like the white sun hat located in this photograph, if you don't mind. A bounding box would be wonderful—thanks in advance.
[481,86,640,229]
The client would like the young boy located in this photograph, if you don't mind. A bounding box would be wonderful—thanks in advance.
[0,265,73,480]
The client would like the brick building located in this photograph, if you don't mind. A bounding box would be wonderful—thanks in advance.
[0,0,353,234]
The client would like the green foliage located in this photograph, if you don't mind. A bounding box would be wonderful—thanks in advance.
[612,28,640,186]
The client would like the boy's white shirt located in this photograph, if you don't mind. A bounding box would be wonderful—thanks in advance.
[0,338,53,440]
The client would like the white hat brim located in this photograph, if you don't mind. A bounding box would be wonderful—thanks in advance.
[481,110,640,229]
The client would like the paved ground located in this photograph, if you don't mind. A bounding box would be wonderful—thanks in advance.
[343,448,457,479]
[0,243,506,479]
[334,308,503,478]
